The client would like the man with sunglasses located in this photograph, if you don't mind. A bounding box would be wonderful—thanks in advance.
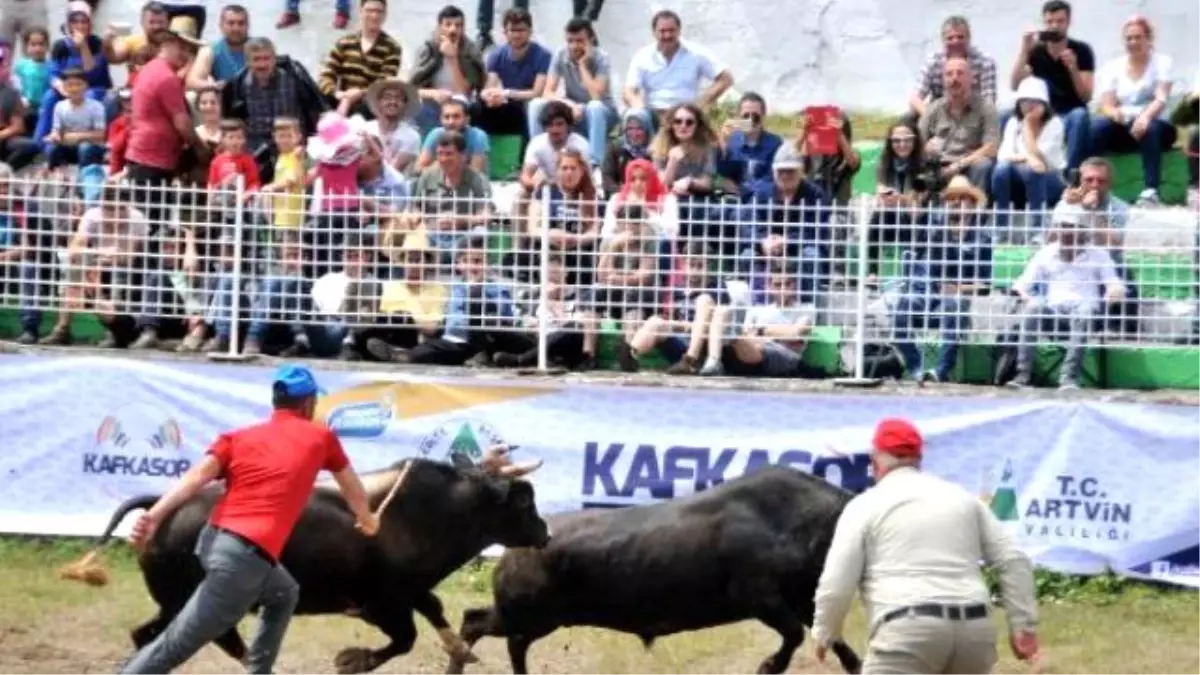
[718,92,783,198]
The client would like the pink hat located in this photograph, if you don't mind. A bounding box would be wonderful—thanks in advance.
[307,112,368,166]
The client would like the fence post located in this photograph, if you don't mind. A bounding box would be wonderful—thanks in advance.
[834,197,880,388]
[228,174,246,357]
[536,187,551,372]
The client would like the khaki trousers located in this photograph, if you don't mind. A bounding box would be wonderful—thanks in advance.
[863,614,997,674]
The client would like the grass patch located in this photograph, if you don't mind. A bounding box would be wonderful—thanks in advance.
[0,536,1195,673]
[707,103,900,143]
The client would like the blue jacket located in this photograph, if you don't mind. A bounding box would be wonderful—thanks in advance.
[718,130,784,198]
[49,36,112,92]
[441,279,517,342]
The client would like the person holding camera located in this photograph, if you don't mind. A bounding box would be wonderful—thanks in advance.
[918,57,999,195]
[1008,0,1095,171]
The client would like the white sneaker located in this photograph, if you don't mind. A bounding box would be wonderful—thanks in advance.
[1135,188,1161,207]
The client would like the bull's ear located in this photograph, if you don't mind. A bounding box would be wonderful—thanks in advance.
[448,451,474,471]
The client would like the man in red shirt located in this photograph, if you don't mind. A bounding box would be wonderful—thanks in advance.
[119,364,381,674]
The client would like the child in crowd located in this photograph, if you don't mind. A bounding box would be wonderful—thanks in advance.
[207,118,261,220]
[14,28,50,133]
[44,68,105,172]
[305,111,366,278]
[105,88,132,179]
[260,117,307,244]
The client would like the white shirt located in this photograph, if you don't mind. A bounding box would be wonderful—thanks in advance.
[523,131,591,179]
[1098,51,1173,120]
[365,119,422,169]
[1012,243,1121,311]
[625,39,726,111]
[998,115,1066,172]
[811,467,1038,646]
[600,193,680,243]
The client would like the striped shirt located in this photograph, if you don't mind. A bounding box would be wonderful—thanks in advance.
[914,46,998,105]
[318,31,402,97]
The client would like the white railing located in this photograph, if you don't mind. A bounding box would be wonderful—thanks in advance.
[0,176,1196,384]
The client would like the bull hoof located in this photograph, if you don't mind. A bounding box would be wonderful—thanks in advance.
[441,641,480,664]
[334,647,377,674]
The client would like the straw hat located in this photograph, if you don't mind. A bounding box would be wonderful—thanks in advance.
[399,226,433,255]
[941,175,988,208]
[365,78,420,121]
[164,6,207,48]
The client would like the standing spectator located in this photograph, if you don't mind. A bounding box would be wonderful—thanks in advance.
[717,92,783,198]
[44,67,106,172]
[1090,15,1177,206]
[793,108,861,207]
[906,16,997,123]
[415,96,489,173]
[532,18,618,169]
[572,0,603,24]
[277,0,349,30]
[0,43,37,171]
[476,9,550,146]
[362,78,421,174]
[623,10,732,128]
[411,5,486,134]
[475,0,527,51]
[1007,0,1094,170]
[187,4,249,89]
[919,57,999,193]
[0,0,48,47]
[259,117,306,242]
[34,2,110,150]
[14,27,51,130]
[318,0,400,119]
[207,119,261,226]
[991,77,1066,230]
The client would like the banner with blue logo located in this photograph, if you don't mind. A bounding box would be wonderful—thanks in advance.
[0,353,1195,588]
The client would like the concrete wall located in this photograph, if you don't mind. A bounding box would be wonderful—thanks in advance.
[58,0,1200,112]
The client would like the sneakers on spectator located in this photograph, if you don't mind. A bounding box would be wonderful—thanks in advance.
[699,358,724,376]
[204,336,229,354]
[333,11,349,29]
[466,351,492,368]
[365,337,410,363]
[666,354,700,375]
[130,329,158,350]
[242,338,263,356]
[96,332,119,349]
[1135,188,1161,207]
[338,343,361,361]
[177,331,204,352]
[576,352,596,371]
[615,341,639,372]
[1005,376,1031,389]
[15,330,37,345]
[276,11,300,29]
[279,336,308,358]
[1188,186,1199,210]
[39,326,70,346]
[493,352,520,368]
[1058,381,1080,392]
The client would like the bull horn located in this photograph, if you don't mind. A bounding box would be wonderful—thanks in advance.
[500,459,543,478]
[58,550,112,587]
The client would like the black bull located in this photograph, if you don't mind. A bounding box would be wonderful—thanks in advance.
[61,455,550,674]
[450,466,864,674]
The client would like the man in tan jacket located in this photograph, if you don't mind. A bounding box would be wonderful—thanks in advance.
[811,418,1041,674]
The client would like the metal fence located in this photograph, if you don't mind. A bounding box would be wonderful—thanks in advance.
[0,175,1196,381]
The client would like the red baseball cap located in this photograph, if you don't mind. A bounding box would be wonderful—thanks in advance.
[872,418,923,458]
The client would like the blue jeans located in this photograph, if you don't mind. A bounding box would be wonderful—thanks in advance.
[1088,116,1178,190]
[892,294,968,380]
[990,161,1065,230]
[46,141,105,169]
[286,0,349,12]
[477,0,529,33]
[208,274,261,340]
[120,524,299,674]
[999,107,1090,170]
[527,98,616,167]
[248,276,307,342]
[18,261,43,335]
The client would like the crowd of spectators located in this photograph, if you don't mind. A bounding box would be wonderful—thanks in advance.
[0,0,1196,391]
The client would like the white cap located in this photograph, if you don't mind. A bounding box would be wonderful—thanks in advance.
[1052,201,1087,227]
[1014,76,1050,106]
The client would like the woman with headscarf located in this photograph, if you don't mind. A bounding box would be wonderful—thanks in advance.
[33,1,111,151]
[600,108,653,194]
[601,157,679,243]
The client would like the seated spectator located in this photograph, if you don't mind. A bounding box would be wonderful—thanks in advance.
[621,241,726,373]
[1169,73,1198,204]
[694,262,818,378]
[101,1,176,89]
[360,228,450,362]
[1090,15,1177,206]
[495,252,597,370]
[794,107,860,206]
[411,5,486,135]
[306,112,366,278]
[532,18,618,169]
[105,88,132,179]
[302,234,386,360]
[201,231,258,353]
[476,9,550,144]
[14,27,51,130]
[44,68,106,173]
[362,78,422,175]
[1057,157,1128,252]
[867,121,930,281]
[623,10,732,129]
[1008,204,1125,389]
[740,145,829,302]
[906,15,996,124]
[221,37,327,181]
[600,108,653,194]
[416,96,490,174]
[404,130,493,256]
[382,233,531,366]
[593,203,659,332]
[525,148,599,284]
[891,174,994,384]
[919,56,999,193]
[358,127,411,214]
[34,2,111,151]
[717,92,783,198]
[653,102,720,242]
[40,185,148,347]
[601,157,679,242]
[0,163,24,292]
[318,0,401,119]
[185,4,249,90]
[194,85,222,146]
[992,76,1066,230]
[1007,1,1094,170]
[0,45,38,171]
[518,100,589,200]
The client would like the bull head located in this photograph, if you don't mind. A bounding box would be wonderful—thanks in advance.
[450,446,544,479]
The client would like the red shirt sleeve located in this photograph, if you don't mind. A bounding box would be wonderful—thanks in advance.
[107,117,128,174]
[207,432,235,469]
[207,155,224,187]
[323,430,350,473]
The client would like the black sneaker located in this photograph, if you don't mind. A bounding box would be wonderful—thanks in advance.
[615,341,639,372]
[16,331,37,345]
[493,351,520,368]
[365,337,396,362]
[338,343,361,361]
[279,339,309,358]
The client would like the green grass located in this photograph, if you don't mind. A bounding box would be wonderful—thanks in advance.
[0,536,1195,673]
[708,106,900,143]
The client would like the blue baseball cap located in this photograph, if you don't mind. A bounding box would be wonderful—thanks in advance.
[273,364,324,398]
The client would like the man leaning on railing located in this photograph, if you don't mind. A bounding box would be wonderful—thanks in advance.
[1007,203,1125,390]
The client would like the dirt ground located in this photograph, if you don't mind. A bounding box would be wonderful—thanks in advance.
[0,541,1196,675]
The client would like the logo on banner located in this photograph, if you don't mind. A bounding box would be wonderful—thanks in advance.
[326,391,398,439]
[419,418,506,462]
[985,458,1133,542]
[84,403,191,484]
[580,442,871,508]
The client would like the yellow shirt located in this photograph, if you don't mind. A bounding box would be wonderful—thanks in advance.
[272,151,306,229]
[379,281,448,324]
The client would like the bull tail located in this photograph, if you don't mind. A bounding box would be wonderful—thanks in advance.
[58,494,160,588]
